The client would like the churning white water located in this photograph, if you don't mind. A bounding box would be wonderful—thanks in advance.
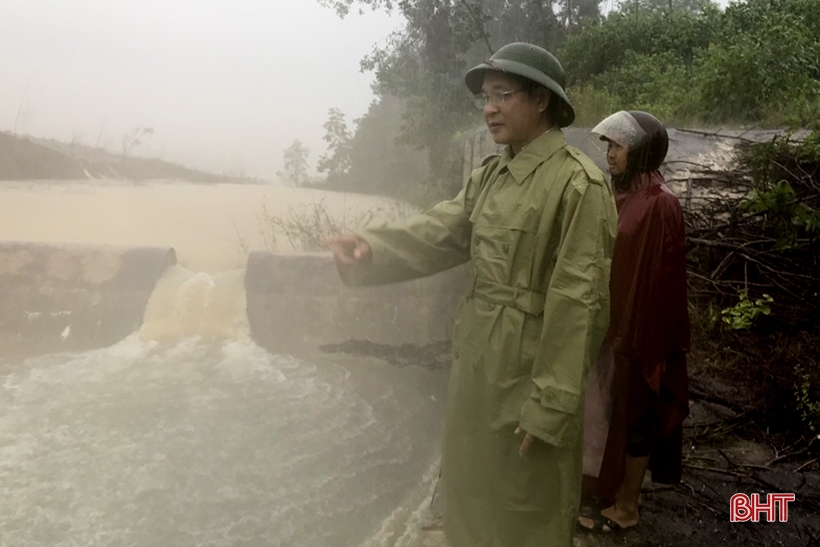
[0,259,447,546]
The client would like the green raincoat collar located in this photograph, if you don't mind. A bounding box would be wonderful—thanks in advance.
[500,129,566,185]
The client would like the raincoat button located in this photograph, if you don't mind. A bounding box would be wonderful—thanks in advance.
[502,243,510,252]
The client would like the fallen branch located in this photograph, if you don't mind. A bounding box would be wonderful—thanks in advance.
[678,479,730,517]
[683,462,751,478]
[795,458,818,473]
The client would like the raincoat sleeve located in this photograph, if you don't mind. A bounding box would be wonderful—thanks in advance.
[519,173,616,447]
[338,169,488,287]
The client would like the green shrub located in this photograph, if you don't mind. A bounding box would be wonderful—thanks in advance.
[795,365,820,433]
[592,51,699,124]
[561,8,719,84]
[693,7,820,123]
[721,290,773,330]
[568,84,619,127]
[742,130,820,247]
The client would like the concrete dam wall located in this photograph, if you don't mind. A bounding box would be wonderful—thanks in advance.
[0,243,469,353]
[0,243,178,350]
[1,126,738,354]
[245,252,469,354]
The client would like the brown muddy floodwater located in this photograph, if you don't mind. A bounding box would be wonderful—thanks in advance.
[0,180,445,547]
[0,180,409,272]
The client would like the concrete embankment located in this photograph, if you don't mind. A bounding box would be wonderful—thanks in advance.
[0,125,747,355]
[246,252,468,354]
[0,243,468,355]
[0,243,177,351]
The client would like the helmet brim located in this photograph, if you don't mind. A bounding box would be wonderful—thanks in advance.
[591,111,647,150]
[465,58,575,127]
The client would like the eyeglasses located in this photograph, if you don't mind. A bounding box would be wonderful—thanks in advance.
[474,89,522,109]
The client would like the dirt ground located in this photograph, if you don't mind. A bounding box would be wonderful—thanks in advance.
[325,341,820,547]
[570,389,820,547]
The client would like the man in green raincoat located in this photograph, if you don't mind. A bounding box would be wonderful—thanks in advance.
[326,42,618,547]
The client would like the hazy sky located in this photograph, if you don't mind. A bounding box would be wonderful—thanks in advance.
[1,1,735,180]
[0,0,403,179]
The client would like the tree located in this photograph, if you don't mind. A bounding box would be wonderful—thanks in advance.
[560,0,819,125]
[343,96,429,196]
[695,0,820,122]
[618,0,714,14]
[317,108,353,181]
[319,0,602,181]
[560,3,720,84]
[277,139,312,186]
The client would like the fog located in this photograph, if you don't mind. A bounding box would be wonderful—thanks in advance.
[0,177,446,546]
[0,0,403,179]
[0,2,748,546]
[0,1,740,182]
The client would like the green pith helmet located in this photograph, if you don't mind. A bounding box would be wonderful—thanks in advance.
[465,42,575,127]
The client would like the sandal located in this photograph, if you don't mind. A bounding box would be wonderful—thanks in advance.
[577,513,632,534]
[582,498,612,514]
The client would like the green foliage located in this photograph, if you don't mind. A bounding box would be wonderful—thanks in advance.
[317,108,353,179]
[795,365,820,433]
[560,4,719,123]
[741,181,820,248]
[320,0,819,204]
[722,0,820,45]
[704,302,723,331]
[695,7,820,122]
[721,290,773,330]
[566,84,618,126]
[320,0,600,182]
[742,130,820,247]
[561,6,719,84]
[750,130,820,181]
[620,0,713,12]
[352,1,491,176]
[331,96,430,196]
[277,139,314,187]
[562,0,819,127]
[591,50,698,123]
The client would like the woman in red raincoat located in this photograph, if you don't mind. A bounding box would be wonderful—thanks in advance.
[579,111,690,533]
